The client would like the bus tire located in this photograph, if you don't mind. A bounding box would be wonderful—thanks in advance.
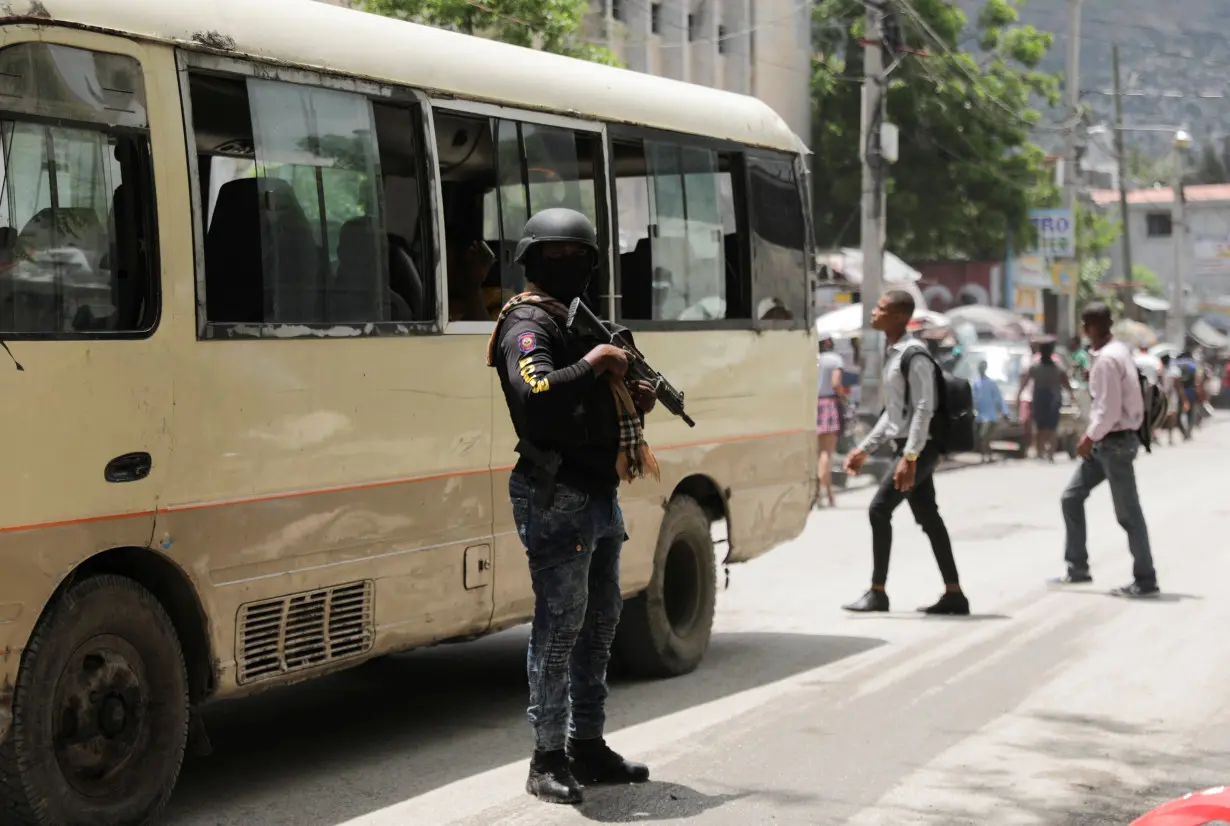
[615,496,716,679]
[0,575,189,826]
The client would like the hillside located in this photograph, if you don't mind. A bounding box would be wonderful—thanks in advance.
[954,0,1230,158]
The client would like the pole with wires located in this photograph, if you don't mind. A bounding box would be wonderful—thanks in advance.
[858,0,888,419]
[1061,0,1083,338]
[1112,43,1136,321]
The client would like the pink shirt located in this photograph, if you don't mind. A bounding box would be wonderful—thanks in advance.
[1086,338,1144,441]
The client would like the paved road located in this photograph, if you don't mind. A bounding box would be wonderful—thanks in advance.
[167,421,1230,826]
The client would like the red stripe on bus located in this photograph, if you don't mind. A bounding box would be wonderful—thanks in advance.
[0,428,809,534]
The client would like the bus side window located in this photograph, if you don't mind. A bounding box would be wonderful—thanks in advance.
[189,73,406,330]
[747,154,807,327]
[613,138,747,323]
[434,111,605,323]
[0,43,157,337]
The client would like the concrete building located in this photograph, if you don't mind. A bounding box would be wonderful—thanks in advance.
[1090,184,1230,312]
[586,0,812,143]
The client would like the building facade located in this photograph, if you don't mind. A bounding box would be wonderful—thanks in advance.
[1090,184,1230,312]
[585,0,811,143]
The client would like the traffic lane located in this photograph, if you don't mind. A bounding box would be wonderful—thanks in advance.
[457,427,1229,825]
[167,424,1223,825]
[166,625,883,825]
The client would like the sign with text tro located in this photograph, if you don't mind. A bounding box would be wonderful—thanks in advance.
[1029,208,1075,260]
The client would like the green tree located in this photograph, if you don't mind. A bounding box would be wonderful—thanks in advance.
[1073,203,1122,314]
[811,0,1058,260]
[361,0,618,64]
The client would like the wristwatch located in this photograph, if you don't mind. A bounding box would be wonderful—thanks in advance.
[903,452,919,462]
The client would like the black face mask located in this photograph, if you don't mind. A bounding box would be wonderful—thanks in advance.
[529,257,592,303]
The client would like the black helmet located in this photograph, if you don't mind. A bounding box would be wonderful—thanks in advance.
[514,207,599,265]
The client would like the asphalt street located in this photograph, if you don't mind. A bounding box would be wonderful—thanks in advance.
[166,418,1230,826]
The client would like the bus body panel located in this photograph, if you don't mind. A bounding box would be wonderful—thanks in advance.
[0,5,817,744]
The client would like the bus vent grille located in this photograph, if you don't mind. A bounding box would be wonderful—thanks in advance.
[236,580,374,685]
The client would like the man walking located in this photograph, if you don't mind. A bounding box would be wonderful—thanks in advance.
[1052,302,1159,598]
[972,359,1008,463]
[488,208,656,803]
[842,290,968,616]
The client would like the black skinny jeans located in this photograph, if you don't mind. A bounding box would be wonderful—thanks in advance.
[869,440,960,587]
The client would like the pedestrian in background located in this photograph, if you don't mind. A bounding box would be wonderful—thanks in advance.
[842,290,968,616]
[1159,354,1186,445]
[1021,341,1068,463]
[1052,302,1159,599]
[972,359,1008,463]
[816,335,844,508]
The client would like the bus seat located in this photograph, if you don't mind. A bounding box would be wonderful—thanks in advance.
[620,237,652,319]
[206,178,322,324]
[387,232,425,321]
[333,216,384,323]
[205,178,265,323]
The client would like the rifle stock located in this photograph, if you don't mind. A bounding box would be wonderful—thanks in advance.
[565,298,696,428]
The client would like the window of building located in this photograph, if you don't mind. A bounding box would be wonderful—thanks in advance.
[188,71,433,332]
[746,154,808,325]
[717,25,728,53]
[651,2,662,34]
[611,0,623,21]
[0,43,157,337]
[1146,212,1172,238]
[613,138,748,323]
[437,111,605,323]
[688,14,697,41]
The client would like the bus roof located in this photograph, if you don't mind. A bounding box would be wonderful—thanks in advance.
[10,0,807,154]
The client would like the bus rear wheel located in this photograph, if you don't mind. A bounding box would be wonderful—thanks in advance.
[0,575,189,826]
[615,495,717,679]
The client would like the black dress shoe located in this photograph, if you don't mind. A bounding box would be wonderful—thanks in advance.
[842,589,889,613]
[919,591,970,615]
[567,737,650,785]
[1049,571,1093,585]
[527,749,583,804]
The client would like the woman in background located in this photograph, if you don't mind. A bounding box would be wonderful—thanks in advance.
[1020,340,1068,462]
[816,335,845,508]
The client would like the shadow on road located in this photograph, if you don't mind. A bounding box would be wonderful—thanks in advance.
[576,781,748,822]
[168,630,883,825]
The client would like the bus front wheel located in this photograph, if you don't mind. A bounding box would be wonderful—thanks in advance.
[0,575,189,825]
[615,495,717,679]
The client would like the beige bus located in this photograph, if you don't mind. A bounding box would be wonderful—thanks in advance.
[0,0,817,821]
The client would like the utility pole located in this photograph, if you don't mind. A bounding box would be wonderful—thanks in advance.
[858,0,887,418]
[1061,0,1083,337]
[1168,131,1192,345]
[1112,44,1136,321]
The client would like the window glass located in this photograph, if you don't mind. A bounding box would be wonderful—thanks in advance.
[0,44,156,336]
[436,111,604,322]
[615,138,745,322]
[747,154,807,325]
[192,73,429,329]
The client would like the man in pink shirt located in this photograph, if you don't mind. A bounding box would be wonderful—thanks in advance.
[1051,302,1158,597]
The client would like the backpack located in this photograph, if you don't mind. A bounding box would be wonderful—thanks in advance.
[1136,366,1167,454]
[900,348,977,455]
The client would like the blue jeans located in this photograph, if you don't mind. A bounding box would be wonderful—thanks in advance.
[510,471,625,752]
[1061,433,1157,586]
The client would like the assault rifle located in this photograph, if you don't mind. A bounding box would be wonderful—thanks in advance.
[565,297,696,428]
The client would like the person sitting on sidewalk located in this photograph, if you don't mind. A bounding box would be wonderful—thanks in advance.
[1051,302,1159,598]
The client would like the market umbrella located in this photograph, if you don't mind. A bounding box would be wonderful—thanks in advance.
[815,303,944,339]
[1112,318,1159,349]
[1130,785,1230,825]
[945,304,1039,340]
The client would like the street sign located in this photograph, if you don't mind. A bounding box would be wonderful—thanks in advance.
[1051,261,1078,294]
[1029,208,1075,259]
[1013,285,1041,317]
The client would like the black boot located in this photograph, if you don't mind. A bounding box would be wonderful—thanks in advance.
[526,749,583,804]
[567,737,650,785]
[842,588,889,613]
[919,591,970,615]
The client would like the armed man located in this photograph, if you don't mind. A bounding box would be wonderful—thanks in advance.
[485,207,659,805]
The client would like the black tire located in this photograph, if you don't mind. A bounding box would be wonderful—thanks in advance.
[0,575,189,826]
[614,495,717,678]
